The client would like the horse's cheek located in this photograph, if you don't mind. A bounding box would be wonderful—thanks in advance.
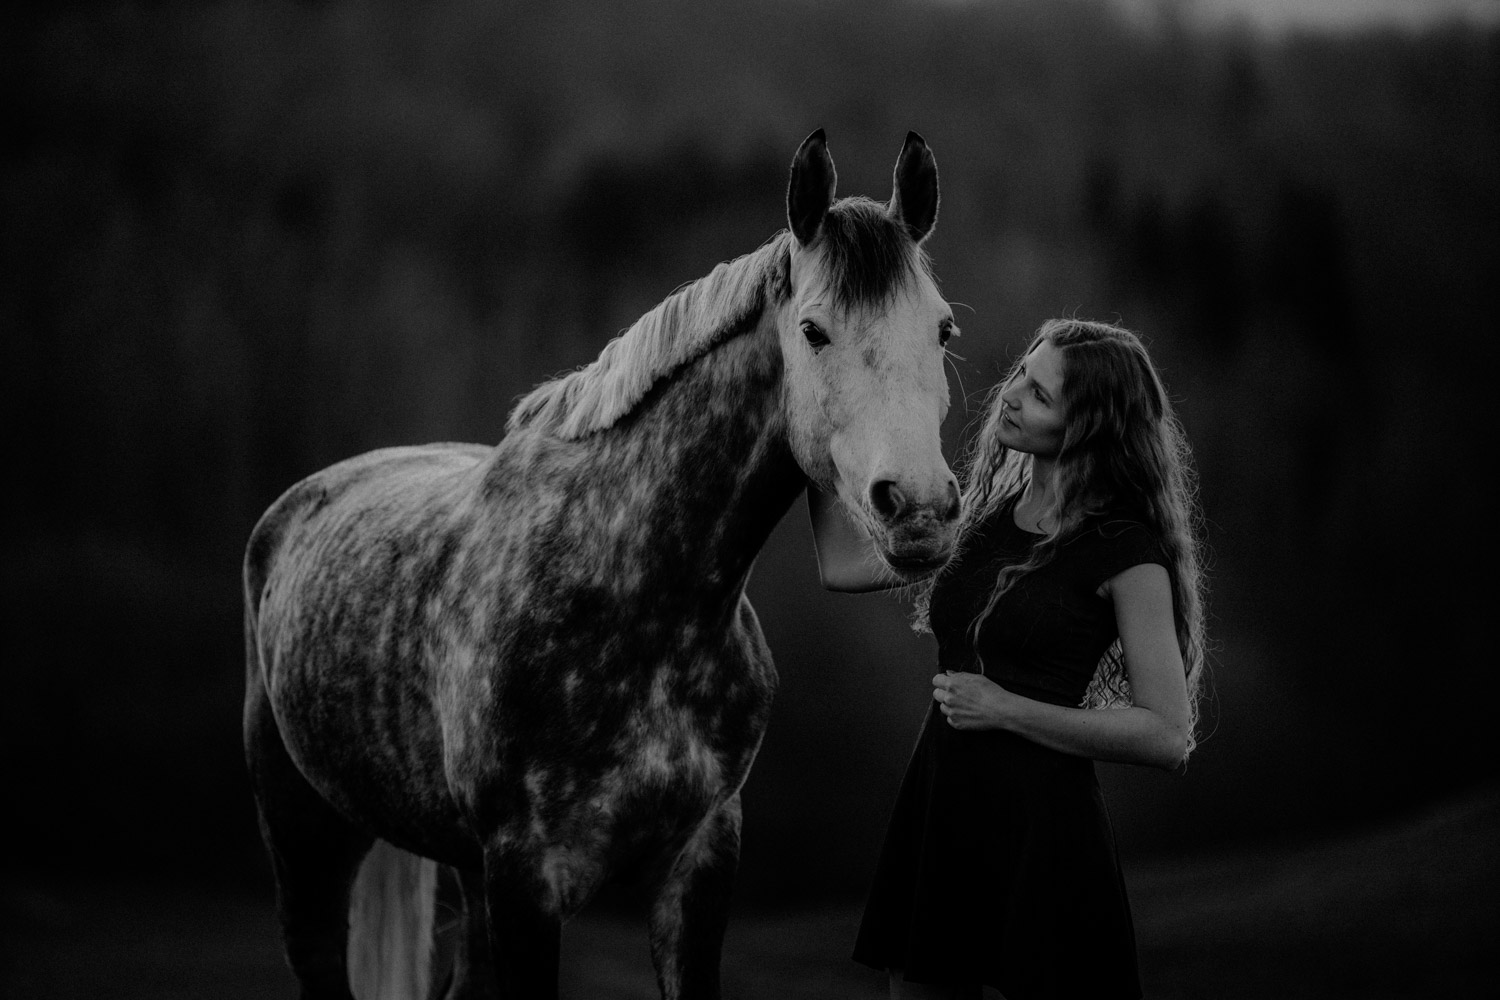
[783,375,834,482]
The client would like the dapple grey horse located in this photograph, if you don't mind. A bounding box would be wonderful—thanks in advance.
[244,129,961,999]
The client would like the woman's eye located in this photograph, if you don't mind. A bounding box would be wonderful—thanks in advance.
[801,320,830,351]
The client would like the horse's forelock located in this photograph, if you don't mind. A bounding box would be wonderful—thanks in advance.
[816,197,933,309]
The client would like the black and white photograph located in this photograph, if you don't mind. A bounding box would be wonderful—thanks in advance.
[4,1,1496,997]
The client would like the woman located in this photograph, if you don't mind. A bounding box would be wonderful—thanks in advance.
[813,319,1207,999]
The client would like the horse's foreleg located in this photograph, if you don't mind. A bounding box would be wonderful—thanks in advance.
[481,853,562,1000]
[438,866,500,1000]
[246,690,375,1000]
[647,795,743,1000]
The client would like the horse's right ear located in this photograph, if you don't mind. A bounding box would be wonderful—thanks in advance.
[787,128,837,248]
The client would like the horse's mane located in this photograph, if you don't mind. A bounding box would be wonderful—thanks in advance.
[508,197,929,440]
[507,233,793,440]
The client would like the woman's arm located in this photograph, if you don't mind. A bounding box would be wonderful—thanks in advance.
[931,562,1190,770]
[807,486,903,593]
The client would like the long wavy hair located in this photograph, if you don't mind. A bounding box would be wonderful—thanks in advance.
[919,318,1209,754]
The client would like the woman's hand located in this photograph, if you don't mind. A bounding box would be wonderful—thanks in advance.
[932,670,1018,731]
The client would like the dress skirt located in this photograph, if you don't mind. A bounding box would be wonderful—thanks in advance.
[852,702,1142,999]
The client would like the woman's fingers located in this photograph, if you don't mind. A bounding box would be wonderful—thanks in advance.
[934,673,987,729]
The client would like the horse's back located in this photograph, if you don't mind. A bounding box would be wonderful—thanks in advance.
[244,439,492,690]
[245,442,490,597]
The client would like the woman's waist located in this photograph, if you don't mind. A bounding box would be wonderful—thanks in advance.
[923,702,1097,785]
[938,653,1091,709]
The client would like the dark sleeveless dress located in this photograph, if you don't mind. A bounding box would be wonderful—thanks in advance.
[852,497,1168,999]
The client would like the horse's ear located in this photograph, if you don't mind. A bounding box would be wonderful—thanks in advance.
[889,131,938,243]
[787,128,837,248]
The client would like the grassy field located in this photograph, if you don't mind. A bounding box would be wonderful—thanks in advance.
[5,785,1494,999]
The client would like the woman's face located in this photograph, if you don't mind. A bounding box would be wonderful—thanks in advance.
[995,338,1068,457]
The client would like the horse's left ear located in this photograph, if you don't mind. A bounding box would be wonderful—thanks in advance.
[889,131,939,243]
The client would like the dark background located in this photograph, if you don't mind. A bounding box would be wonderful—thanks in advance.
[4,1,1497,996]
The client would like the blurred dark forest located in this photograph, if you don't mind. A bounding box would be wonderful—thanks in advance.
[3,0,1497,939]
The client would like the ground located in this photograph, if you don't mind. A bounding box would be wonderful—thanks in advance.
[4,787,1494,999]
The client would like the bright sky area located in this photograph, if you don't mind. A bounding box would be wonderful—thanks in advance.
[1112,0,1500,32]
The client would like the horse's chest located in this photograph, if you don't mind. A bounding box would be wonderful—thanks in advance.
[470,625,776,850]
[500,654,771,817]
[506,693,752,893]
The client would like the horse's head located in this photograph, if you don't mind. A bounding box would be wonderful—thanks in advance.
[778,129,961,581]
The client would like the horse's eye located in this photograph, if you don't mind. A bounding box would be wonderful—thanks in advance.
[801,320,830,351]
[939,321,957,348]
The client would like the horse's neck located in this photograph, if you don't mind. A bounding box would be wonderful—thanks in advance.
[497,316,801,607]
[613,320,799,591]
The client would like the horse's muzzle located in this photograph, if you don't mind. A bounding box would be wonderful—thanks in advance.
[880,550,951,582]
[877,530,956,582]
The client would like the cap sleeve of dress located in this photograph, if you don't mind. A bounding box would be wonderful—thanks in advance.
[1089,518,1170,589]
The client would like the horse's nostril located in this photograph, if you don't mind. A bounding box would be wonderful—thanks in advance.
[944,480,961,522]
[870,480,908,520]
